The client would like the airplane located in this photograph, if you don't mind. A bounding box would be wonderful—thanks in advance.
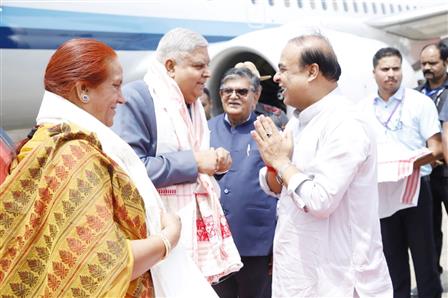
[1,0,447,141]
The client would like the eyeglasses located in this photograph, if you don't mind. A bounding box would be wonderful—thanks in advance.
[220,87,251,97]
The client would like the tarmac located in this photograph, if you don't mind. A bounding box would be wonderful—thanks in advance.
[410,211,448,297]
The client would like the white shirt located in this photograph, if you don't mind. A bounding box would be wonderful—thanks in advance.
[363,87,441,177]
[260,88,392,297]
[358,87,441,218]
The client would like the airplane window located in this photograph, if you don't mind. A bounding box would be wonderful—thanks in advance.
[405,5,410,11]
[321,0,327,10]
[352,1,358,13]
[389,3,394,13]
[251,0,256,4]
[310,0,316,9]
[371,2,377,14]
[381,3,386,14]
[284,0,290,7]
[362,2,368,13]
[269,0,274,6]
[333,0,338,11]
[397,4,402,12]
[297,0,303,8]
[343,0,348,12]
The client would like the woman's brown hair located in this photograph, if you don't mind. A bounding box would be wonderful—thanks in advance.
[44,38,117,99]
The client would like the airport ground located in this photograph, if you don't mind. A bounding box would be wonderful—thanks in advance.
[410,211,448,297]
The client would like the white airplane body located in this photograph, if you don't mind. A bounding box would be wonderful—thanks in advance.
[1,0,447,140]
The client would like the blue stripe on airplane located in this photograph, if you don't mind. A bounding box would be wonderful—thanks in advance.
[0,27,233,50]
[0,6,272,50]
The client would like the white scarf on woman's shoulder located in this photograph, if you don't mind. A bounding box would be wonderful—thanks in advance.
[36,91,162,234]
[36,91,218,297]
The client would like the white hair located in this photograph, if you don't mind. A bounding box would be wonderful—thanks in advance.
[155,27,208,63]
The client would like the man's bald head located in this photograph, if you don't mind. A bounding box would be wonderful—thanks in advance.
[288,34,341,82]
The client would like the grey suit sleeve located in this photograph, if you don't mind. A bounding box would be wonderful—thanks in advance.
[440,97,448,122]
[112,81,198,188]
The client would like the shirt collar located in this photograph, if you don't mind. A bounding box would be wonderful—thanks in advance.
[375,86,404,104]
[293,87,342,126]
[424,74,448,91]
[224,112,254,127]
[422,77,448,94]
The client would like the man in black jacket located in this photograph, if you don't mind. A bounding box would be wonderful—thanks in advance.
[416,41,448,279]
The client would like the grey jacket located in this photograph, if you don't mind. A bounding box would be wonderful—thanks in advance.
[112,80,198,187]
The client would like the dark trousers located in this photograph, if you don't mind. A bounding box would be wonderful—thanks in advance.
[212,256,271,298]
[380,177,442,298]
[430,168,448,273]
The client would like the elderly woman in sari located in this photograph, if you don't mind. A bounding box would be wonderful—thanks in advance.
[0,38,181,297]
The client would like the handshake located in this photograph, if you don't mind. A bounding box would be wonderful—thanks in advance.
[194,147,232,176]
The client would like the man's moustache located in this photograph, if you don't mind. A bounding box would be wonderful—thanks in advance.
[423,70,433,75]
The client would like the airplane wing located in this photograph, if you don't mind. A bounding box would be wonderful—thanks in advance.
[366,4,448,40]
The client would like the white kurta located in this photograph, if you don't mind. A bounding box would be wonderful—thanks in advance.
[260,88,392,297]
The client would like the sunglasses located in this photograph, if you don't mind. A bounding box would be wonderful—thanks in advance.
[220,87,251,97]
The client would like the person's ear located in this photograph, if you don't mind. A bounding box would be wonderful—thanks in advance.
[254,86,262,102]
[75,82,90,104]
[307,63,319,82]
[165,59,176,78]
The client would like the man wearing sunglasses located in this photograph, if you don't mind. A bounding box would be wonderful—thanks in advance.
[235,61,289,130]
[208,67,277,298]
[361,47,443,297]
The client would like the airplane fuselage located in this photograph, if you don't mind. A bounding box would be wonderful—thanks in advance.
[1,0,446,140]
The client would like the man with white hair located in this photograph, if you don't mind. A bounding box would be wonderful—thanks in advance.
[235,61,289,129]
[113,27,242,283]
[209,66,277,298]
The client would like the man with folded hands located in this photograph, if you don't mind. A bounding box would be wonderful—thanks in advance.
[252,33,392,297]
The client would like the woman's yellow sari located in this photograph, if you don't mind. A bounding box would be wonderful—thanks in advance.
[0,123,153,297]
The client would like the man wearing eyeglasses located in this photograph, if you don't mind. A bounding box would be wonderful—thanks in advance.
[234,62,289,130]
[208,67,277,298]
[363,47,443,298]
